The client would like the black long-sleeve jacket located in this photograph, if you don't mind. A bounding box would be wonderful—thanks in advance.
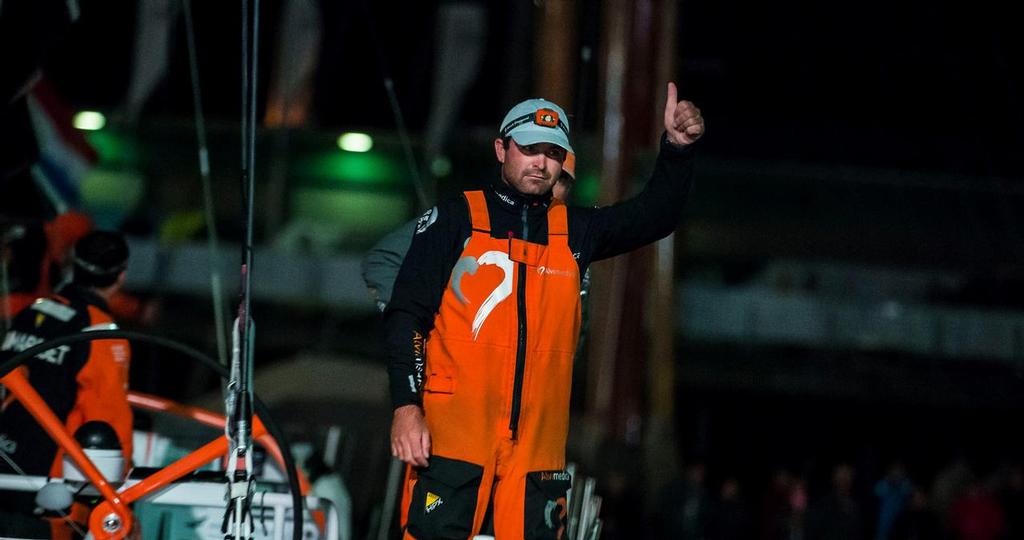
[383,135,695,409]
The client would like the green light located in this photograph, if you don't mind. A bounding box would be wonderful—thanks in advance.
[574,172,600,206]
[297,152,401,186]
[73,111,106,131]
[337,132,373,152]
[86,131,138,164]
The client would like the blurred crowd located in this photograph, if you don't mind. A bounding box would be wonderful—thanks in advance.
[641,457,1023,540]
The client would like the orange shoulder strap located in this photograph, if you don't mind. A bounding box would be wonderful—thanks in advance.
[464,191,491,232]
[547,200,568,239]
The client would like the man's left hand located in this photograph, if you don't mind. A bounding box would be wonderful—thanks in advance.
[664,82,705,146]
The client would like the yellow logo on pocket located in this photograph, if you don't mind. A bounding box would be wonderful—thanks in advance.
[425,491,444,513]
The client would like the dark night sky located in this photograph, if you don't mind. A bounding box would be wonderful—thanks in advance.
[36,0,1024,179]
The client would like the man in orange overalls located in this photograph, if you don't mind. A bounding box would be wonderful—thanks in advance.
[385,83,705,539]
[0,230,133,537]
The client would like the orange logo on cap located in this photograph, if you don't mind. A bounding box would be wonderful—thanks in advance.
[535,109,559,128]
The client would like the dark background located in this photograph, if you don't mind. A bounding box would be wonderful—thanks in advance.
[3,0,1024,538]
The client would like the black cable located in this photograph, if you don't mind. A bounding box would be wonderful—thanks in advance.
[236,0,259,452]
[240,0,249,172]
[248,0,260,190]
[0,330,303,540]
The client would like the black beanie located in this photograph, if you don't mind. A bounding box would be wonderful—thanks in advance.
[72,231,129,288]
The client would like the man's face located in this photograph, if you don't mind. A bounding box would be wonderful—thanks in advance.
[494,138,566,196]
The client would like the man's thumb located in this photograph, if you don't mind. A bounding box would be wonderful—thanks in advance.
[664,82,678,123]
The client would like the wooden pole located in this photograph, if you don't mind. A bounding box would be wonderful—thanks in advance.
[533,0,578,108]
[583,0,633,461]
[645,0,683,491]
[586,0,664,451]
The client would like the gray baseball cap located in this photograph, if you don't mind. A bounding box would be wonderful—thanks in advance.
[499,98,574,154]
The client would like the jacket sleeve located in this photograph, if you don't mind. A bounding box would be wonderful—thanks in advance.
[584,134,696,262]
[67,337,133,469]
[362,218,418,311]
[382,202,466,409]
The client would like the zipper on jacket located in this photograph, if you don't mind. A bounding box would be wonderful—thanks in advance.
[509,205,529,438]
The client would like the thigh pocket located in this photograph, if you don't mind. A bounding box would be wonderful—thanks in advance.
[424,358,455,394]
[407,456,483,539]
[524,470,572,540]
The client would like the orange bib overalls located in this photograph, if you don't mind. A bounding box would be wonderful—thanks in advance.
[402,191,581,540]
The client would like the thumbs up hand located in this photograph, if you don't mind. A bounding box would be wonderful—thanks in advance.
[663,82,705,146]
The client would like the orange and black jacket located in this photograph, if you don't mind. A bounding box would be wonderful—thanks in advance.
[0,284,132,478]
[384,135,694,409]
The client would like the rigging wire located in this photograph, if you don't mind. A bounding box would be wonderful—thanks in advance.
[238,0,259,431]
[358,0,429,211]
[223,1,261,539]
[181,0,228,367]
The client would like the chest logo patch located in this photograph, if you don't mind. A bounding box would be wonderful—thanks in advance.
[450,250,513,339]
[415,207,438,234]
